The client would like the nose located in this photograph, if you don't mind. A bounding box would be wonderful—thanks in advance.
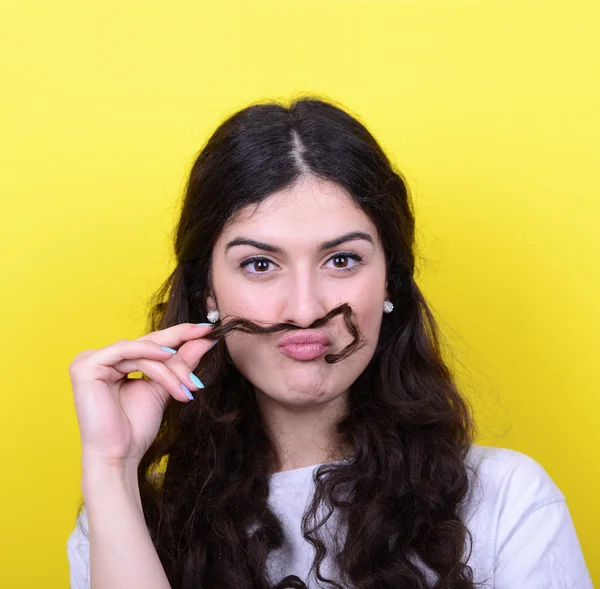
[280,267,329,328]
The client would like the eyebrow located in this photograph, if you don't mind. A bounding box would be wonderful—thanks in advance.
[225,231,374,254]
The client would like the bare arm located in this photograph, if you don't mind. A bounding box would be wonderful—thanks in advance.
[68,323,215,588]
[83,465,171,589]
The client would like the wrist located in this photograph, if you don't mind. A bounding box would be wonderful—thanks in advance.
[81,460,142,512]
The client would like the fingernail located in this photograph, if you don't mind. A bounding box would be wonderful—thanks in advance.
[209,340,218,349]
[196,323,212,326]
[161,346,177,354]
[189,373,204,389]
[181,383,194,400]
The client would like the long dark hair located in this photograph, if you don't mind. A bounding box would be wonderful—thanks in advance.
[134,96,477,588]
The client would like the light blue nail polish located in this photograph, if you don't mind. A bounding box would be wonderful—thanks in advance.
[209,340,218,349]
[161,346,177,354]
[181,383,194,400]
[196,323,212,326]
[189,373,204,388]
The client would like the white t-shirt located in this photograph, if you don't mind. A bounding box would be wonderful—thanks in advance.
[66,445,594,588]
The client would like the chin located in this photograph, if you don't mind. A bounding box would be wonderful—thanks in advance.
[235,351,363,409]
[256,374,344,408]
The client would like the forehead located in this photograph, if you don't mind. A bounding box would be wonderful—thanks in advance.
[218,176,379,246]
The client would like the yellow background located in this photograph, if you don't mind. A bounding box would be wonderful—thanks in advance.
[1,0,598,586]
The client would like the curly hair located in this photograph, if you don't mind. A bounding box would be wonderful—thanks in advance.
[132,96,478,588]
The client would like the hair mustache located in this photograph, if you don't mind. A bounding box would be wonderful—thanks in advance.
[204,302,365,364]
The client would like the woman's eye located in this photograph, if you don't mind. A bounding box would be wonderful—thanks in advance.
[250,260,270,272]
[325,253,363,271]
[239,257,275,276]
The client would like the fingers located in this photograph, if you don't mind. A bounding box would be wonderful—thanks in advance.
[134,322,215,350]
[69,339,196,403]
[70,323,219,406]
[124,357,197,403]
[136,323,218,391]
[159,336,217,376]
[116,347,209,396]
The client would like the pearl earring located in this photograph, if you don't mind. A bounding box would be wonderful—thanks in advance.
[383,300,394,314]
[207,310,220,323]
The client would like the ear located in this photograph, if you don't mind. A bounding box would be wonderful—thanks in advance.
[206,293,217,314]
[384,279,390,301]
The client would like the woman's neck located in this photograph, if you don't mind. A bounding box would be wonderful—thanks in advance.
[256,389,351,474]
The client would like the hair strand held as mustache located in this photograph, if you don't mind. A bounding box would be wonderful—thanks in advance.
[204,303,365,364]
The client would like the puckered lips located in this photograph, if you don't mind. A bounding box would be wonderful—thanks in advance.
[277,330,331,361]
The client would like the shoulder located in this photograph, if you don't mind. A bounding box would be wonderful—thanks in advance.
[462,445,594,587]
[67,505,90,589]
[461,444,567,549]
[465,444,565,509]
[67,504,89,543]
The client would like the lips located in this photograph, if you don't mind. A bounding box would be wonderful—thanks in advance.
[278,330,331,361]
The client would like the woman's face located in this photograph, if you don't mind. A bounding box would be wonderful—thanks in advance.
[208,175,388,409]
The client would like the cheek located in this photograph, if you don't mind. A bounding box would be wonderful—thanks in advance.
[350,283,385,334]
[223,331,279,377]
[213,277,275,324]
[359,304,384,348]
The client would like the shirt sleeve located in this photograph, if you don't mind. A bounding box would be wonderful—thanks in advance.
[66,506,90,589]
[493,453,594,588]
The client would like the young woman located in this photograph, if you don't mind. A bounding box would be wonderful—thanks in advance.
[66,97,593,589]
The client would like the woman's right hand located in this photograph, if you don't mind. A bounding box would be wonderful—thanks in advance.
[68,323,216,473]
